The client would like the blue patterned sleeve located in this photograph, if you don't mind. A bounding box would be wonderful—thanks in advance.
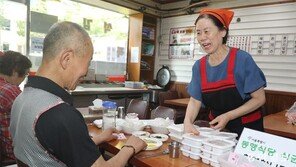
[243,55,266,94]
[187,60,202,102]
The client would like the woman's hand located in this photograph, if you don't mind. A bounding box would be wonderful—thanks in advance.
[184,122,199,135]
[209,113,231,130]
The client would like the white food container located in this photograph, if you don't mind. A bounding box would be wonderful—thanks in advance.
[180,148,201,160]
[197,127,217,136]
[181,141,202,153]
[201,148,232,161]
[168,133,183,142]
[167,124,184,136]
[201,155,220,167]
[211,132,238,141]
[202,139,235,154]
[182,133,208,147]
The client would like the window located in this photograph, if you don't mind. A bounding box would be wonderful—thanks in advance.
[0,0,26,54]
[30,0,129,75]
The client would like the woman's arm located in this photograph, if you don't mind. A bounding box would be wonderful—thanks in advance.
[210,87,266,130]
[184,97,202,134]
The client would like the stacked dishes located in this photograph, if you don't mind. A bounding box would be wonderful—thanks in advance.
[181,134,208,160]
[167,124,184,142]
[201,139,236,167]
[210,132,238,141]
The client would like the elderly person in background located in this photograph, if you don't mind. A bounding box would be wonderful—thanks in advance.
[0,50,32,161]
[10,21,146,167]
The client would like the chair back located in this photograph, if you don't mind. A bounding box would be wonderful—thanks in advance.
[126,99,149,119]
[151,106,176,121]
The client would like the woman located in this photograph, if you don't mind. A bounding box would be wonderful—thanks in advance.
[184,9,266,137]
[0,50,32,161]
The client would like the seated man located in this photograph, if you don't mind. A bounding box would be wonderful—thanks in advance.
[0,51,31,162]
[10,21,146,167]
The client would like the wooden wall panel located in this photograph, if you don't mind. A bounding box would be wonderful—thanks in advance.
[265,90,296,115]
[168,82,296,115]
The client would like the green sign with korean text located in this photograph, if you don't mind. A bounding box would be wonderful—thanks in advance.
[235,128,296,167]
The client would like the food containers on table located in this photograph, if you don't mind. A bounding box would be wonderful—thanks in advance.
[180,148,201,160]
[167,124,184,136]
[182,133,208,148]
[201,155,220,167]
[211,132,238,141]
[121,120,145,134]
[181,133,208,161]
[202,139,236,154]
[201,148,232,161]
[150,118,173,134]
[168,133,183,142]
[196,127,217,136]
[167,124,184,142]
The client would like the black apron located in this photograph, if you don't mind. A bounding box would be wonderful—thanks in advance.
[200,48,264,137]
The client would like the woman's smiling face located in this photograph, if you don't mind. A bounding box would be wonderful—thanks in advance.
[195,17,226,54]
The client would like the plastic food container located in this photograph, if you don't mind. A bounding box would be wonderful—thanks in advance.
[202,139,235,154]
[181,141,202,153]
[211,132,238,141]
[169,133,183,142]
[197,127,217,136]
[180,148,201,160]
[201,148,232,161]
[201,155,220,167]
[167,124,184,136]
[182,133,208,147]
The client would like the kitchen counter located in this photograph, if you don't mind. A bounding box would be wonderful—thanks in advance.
[69,86,150,95]
[69,85,151,108]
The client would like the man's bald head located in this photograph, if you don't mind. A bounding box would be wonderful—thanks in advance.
[42,21,92,62]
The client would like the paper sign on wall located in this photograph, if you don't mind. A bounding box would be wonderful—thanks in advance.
[234,128,296,167]
[130,47,139,63]
[169,26,195,59]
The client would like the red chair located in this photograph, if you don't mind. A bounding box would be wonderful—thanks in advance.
[126,99,149,119]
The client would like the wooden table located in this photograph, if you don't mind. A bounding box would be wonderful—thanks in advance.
[164,98,190,108]
[88,124,209,167]
[264,110,296,139]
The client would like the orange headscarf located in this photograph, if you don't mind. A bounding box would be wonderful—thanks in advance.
[0,51,4,56]
[199,8,234,29]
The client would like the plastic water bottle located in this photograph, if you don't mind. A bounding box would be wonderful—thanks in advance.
[102,101,117,130]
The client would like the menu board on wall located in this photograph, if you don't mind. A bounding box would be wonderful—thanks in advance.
[169,26,195,59]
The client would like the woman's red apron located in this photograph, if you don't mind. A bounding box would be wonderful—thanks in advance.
[200,48,264,136]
